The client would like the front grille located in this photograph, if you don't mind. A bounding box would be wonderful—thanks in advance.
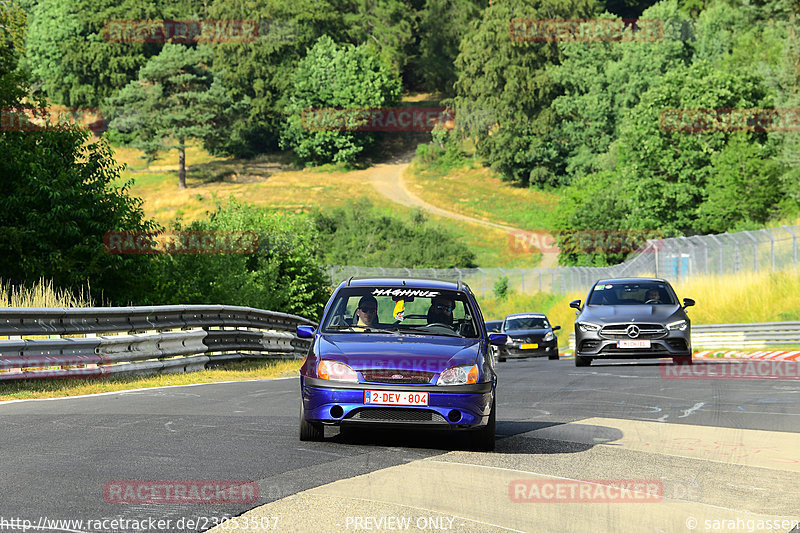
[580,340,601,351]
[600,324,667,339]
[348,408,447,423]
[599,343,667,354]
[667,339,688,351]
[360,369,434,384]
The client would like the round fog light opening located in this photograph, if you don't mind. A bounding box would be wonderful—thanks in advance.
[330,405,344,418]
[447,410,462,423]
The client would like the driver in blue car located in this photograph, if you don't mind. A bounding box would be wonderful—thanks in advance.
[427,297,455,326]
[354,295,379,328]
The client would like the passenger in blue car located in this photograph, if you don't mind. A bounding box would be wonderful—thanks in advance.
[354,295,379,328]
[427,297,455,326]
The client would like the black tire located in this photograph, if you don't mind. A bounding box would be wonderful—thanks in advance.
[673,355,693,366]
[472,397,496,452]
[299,403,324,442]
[497,349,506,362]
[548,354,559,360]
[498,356,506,362]
[575,355,591,367]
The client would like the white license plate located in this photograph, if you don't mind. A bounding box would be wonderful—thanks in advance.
[364,390,429,406]
[617,340,651,348]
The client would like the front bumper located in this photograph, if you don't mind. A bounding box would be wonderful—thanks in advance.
[499,340,558,358]
[301,377,494,429]
[575,330,691,359]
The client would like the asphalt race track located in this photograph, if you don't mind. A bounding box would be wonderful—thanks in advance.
[1,357,799,533]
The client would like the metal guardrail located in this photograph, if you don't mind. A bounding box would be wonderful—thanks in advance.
[0,305,315,381]
[567,321,800,351]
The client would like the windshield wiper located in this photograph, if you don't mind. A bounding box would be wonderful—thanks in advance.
[401,326,463,337]
[324,325,397,334]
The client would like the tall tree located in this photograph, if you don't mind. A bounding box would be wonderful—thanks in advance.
[452,0,594,187]
[280,35,402,164]
[105,44,243,188]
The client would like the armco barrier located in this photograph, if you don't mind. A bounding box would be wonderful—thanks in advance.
[567,321,800,351]
[0,305,315,380]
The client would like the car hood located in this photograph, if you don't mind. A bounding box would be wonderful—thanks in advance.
[579,304,686,324]
[316,334,480,373]
[504,328,551,339]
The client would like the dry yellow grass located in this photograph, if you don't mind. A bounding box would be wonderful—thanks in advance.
[407,161,558,231]
[0,279,93,308]
[0,359,302,401]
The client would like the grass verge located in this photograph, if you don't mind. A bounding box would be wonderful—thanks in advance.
[0,359,302,402]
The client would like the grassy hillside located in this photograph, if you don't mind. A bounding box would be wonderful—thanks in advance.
[111,142,541,267]
[407,159,559,232]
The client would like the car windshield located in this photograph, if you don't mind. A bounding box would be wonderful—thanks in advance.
[320,287,479,338]
[504,316,549,331]
[587,281,676,305]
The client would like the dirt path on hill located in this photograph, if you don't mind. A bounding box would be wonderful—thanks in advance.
[366,151,559,268]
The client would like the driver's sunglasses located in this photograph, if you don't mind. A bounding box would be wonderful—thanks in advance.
[435,304,454,312]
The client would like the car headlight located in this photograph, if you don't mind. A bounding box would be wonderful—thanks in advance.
[505,335,513,345]
[543,331,555,342]
[667,320,688,331]
[578,322,600,333]
[437,364,479,386]
[317,360,358,383]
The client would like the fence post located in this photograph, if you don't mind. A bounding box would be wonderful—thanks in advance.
[744,231,758,272]
[516,267,525,292]
[785,225,798,268]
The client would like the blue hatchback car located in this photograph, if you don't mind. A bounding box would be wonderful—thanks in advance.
[297,278,506,451]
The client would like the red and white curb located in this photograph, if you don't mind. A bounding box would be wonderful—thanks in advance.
[556,350,800,361]
[693,350,800,361]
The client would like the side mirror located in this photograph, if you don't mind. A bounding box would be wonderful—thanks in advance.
[552,325,561,331]
[682,298,695,308]
[296,325,315,339]
[569,300,582,310]
[488,333,508,346]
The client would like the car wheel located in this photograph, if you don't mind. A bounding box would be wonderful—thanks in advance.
[472,397,496,452]
[497,352,506,362]
[299,403,324,442]
[548,353,559,360]
[575,355,591,367]
[673,355,693,366]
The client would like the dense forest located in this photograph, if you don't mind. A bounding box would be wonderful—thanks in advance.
[2,0,799,314]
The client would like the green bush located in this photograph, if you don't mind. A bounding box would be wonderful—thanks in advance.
[280,35,402,164]
[311,198,477,268]
[149,200,330,320]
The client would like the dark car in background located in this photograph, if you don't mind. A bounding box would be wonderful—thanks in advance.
[484,320,503,333]
[570,278,695,367]
[297,278,507,451]
[497,313,560,362]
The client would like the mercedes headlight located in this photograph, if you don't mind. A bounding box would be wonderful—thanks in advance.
[578,322,601,333]
[667,320,688,331]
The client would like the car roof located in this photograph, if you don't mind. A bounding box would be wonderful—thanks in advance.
[340,277,462,291]
[594,277,669,285]
[504,313,547,318]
